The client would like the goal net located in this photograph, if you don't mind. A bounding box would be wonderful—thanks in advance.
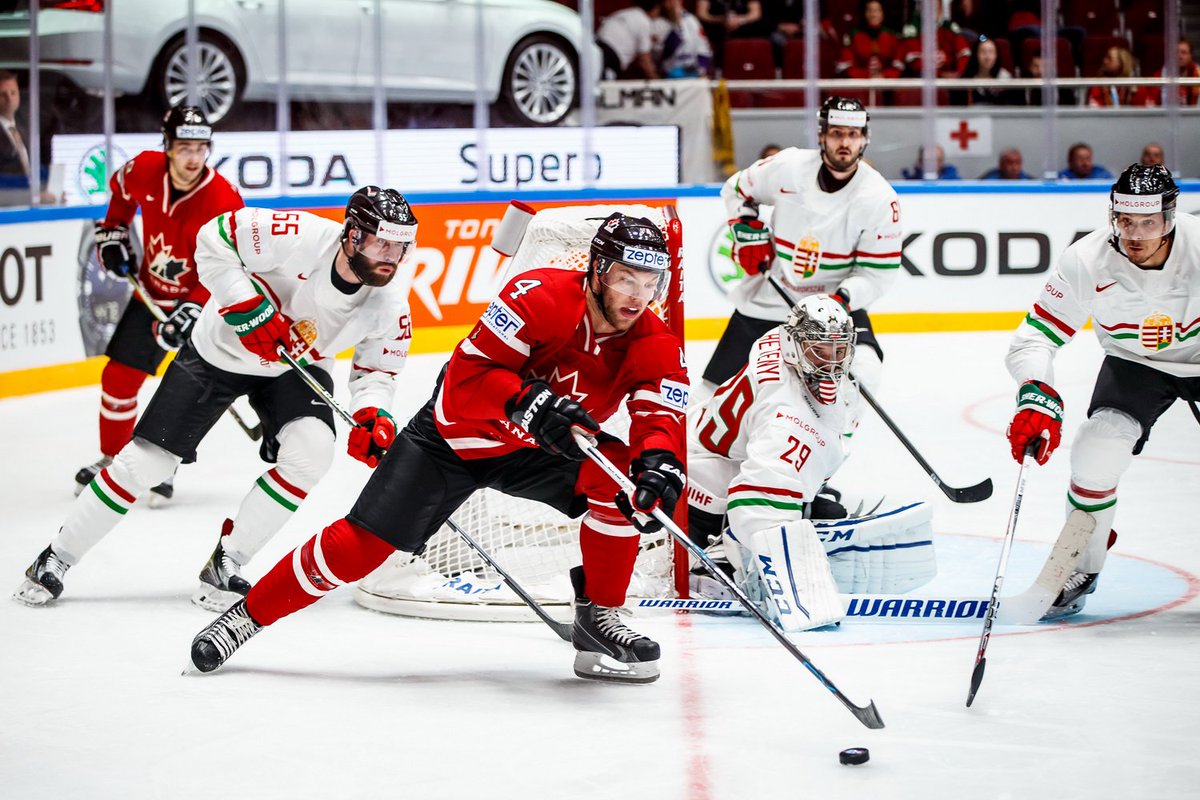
[355,202,686,622]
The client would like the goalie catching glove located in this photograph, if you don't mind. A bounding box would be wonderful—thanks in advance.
[506,379,600,461]
[1007,380,1063,465]
[219,295,297,363]
[348,408,395,467]
[153,301,202,351]
[730,216,774,275]
[94,223,135,277]
[615,449,685,533]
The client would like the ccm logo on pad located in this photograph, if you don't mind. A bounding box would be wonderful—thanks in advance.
[481,299,525,342]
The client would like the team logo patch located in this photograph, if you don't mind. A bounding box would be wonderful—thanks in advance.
[1140,313,1174,351]
[659,379,689,411]
[790,235,822,281]
[481,298,525,342]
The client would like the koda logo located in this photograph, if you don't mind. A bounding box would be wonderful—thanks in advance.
[211,153,356,191]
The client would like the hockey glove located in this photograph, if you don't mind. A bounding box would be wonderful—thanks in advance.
[94,223,135,277]
[219,295,295,363]
[153,301,202,351]
[729,217,774,275]
[1007,380,1064,465]
[348,407,395,468]
[615,449,685,534]
[506,379,600,461]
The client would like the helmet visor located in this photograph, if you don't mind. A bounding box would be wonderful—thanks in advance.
[596,257,668,302]
[801,339,855,380]
[1109,209,1175,242]
[354,224,416,265]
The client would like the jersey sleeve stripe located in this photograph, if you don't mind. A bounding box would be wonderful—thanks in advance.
[217,213,245,265]
[729,483,805,500]
[351,364,398,376]
[1023,314,1066,347]
[1032,303,1076,337]
[727,496,806,512]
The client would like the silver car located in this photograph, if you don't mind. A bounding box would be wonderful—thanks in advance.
[1,0,597,126]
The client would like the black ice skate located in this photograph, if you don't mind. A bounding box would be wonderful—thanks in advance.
[147,472,175,508]
[13,545,71,607]
[570,566,660,683]
[190,599,262,673]
[74,455,112,497]
[1040,570,1100,621]
[192,519,252,612]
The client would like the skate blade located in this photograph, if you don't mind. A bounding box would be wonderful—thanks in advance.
[146,492,172,510]
[72,483,86,498]
[191,583,245,613]
[12,579,53,607]
[573,651,660,684]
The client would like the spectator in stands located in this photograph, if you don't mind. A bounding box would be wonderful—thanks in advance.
[949,0,1005,43]
[835,1,902,80]
[597,0,665,80]
[1132,38,1200,107]
[1018,53,1077,106]
[1058,143,1114,180]
[695,0,766,68]
[767,0,838,67]
[899,7,970,78]
[954,36,1015,106]
[1087,44,1136,107]
[980,147,1032,180]
[0,70,54,206]
[655,0,714,78]
[901,144,960,180]
[759,143,782,159]
[1140,142,1165,167]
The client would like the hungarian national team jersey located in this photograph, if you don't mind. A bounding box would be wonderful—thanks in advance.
[721,147,902,320]
[103,150,244,306]
[435,268,689,460]
[1008,213,1200,381]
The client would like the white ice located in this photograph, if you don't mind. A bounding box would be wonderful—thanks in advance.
[1,332,1197,799]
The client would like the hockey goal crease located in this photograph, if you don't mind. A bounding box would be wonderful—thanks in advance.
[355,203,688,623]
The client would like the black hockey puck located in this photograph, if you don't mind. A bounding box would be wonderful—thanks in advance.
[839,748,870,765]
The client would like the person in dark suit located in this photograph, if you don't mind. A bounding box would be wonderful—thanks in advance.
[0,69,54,205]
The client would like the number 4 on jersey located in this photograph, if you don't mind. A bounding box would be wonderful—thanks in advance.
[509,279,542,300]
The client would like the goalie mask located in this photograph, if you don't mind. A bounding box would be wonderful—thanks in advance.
[343,186,418,286]
[161,105,212,149]
[588,212,671,305]
[783,296,856,405]
[818,96,869,171]
[1108,163,1179,267]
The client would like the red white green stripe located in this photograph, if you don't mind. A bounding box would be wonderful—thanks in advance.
[1024,303,1076,346]
[773,236,901,270]
[1068,482,1116,513]
[89,468,137,515]
[255,468,307,512]
[727,483,805,512]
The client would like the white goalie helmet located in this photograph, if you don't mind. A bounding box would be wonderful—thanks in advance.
[783,296,856,399]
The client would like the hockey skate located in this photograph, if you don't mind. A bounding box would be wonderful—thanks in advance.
[192,519,252,612]
[13,546,71,607]
[570,566,660,683]
[190,599,262,673]
[1040,570,1100,621]
[73,455,112,496]
[147,472,175,508]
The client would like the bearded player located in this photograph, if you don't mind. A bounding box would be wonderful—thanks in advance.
[189,212,688,684]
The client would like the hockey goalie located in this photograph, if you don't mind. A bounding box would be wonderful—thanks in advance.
[686,296,936,631]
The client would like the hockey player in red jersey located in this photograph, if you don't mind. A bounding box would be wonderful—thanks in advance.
[189,212,689,684]
[76,105,243,503]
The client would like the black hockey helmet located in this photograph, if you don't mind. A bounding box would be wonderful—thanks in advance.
[161,105,212,149]
[1108,163,1180,255]
[818,96,870,160]
[588,212,670,301]
[343,185,418,267]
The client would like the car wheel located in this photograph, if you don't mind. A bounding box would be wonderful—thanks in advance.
[153,34,244,124]
[500,35,577,127]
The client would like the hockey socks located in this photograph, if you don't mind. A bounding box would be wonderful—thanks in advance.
[578,515,640,608]
[245,518,394,626]
[221,468,310,565]
[99,360,149,457]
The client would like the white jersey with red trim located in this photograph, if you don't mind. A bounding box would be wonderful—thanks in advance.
[720,147,902,320]
[188,207,411,412]
[687,328,862,537]
[1007,213,1200,382]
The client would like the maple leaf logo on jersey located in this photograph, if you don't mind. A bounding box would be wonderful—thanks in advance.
[145,234,190,285]
[533,366,589,404]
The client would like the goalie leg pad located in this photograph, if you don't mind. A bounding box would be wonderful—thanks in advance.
[815,503,937,594]
[733,521,846,632]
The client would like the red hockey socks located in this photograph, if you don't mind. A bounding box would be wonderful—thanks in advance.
[579,520,640,608]
[99,360,148,456]
[246,518,395,626]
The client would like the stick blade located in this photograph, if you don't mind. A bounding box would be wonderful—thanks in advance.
[966,658,986,707]
[948,477,993,503]
[851,700,886,730]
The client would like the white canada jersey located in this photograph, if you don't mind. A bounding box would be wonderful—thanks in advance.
[687,328,862,537]
[1008,212,1200,382]
[189,207,412,413]
[721,147,902,320]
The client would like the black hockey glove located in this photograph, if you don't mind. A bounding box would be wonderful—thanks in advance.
[615,449,685,533]
[94,223,135,277]
[154,301,202,351]
[506,379,600,461]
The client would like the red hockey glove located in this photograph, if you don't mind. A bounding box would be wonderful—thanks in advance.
[730,217,774,275]
[153,300,202,351]
[348,407,395,468]
[615,449,685,533]
[94,223,135,277]
[505,379,600,461]
[1006,380,1064,465]
[830,288,851,311]
[219,295,295,363]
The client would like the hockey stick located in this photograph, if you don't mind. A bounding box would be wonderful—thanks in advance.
[574,431,885,730]
[967,441,1036,708]
[124,274,264,440]
[764,276,992,503]
[994,509,1095,625]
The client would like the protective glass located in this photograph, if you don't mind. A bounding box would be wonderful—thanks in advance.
[596,258,668,302]
[1108,209,1175,242]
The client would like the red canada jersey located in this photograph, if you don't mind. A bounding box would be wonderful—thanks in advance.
[435,268,689,461]
[104,150,244,305]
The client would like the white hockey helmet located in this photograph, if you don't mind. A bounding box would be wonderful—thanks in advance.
[783,296,857,392]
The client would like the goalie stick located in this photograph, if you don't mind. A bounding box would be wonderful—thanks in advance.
[574,430,885,730]
[765,276,992,503]
[124,274,263,440]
